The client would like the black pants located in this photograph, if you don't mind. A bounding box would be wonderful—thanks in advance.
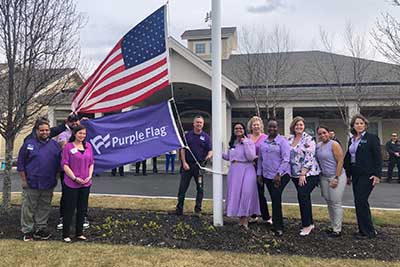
[387,157,400,181]
[111,166,124,176]
[152,157,158,172]
[135,160,147,175]
[265,174,291,231]
[292,175,319,227]
[351,166,376,236]
[59,172,65,218]
[62,186,90,238]
[176,163,203,212]
[256,178,271,220]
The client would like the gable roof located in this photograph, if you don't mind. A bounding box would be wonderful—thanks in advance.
[181,27,237,40]
[221,50,400,88]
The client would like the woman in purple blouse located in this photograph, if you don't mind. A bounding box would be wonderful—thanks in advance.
[257,119,291,236]
[247,116,272,224]
[223,122,260,229]
[61,125,94,242]
[288,116,321,236]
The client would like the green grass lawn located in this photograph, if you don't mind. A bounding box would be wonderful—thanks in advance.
[0,193,399,267]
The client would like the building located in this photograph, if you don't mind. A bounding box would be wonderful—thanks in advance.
[19,27,400,160]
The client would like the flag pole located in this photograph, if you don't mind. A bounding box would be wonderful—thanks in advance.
[211,0,223,226]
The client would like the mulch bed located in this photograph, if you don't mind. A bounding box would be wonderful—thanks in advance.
[1,206,399,261]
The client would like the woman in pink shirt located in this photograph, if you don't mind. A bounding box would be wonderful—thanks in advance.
[247,116,272,224]
[61,125,94,242]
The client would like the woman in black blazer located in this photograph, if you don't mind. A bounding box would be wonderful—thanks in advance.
[344,114,382,239]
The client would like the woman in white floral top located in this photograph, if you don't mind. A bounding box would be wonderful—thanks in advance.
[288,116,321,236]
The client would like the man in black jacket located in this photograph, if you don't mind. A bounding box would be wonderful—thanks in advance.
[385,133,400,183]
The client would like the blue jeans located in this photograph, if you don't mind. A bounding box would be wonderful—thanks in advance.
[165,154,176,173]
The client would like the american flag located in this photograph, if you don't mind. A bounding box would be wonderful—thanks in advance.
[72,6,169,113]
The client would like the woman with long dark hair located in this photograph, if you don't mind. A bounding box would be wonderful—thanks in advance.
[344,114,382,239]
[61,124,94,242]
[223,122,260,229]
[316,126,346,238]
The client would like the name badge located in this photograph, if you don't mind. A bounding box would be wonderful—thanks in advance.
[27,144,34,151]
[70,148,78,154]
[360,140,367,144]
[199,136,205,141]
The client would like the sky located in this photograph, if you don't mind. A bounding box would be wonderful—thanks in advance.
[76,0,400,75]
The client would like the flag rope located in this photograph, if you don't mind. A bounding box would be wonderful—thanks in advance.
[168,95,226,176]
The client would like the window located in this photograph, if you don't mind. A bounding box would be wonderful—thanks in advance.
[195,43,206,54]
[368,122,379,136]
[305,121,316,138]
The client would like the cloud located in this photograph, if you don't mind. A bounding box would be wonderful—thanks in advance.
[247,0,287,13]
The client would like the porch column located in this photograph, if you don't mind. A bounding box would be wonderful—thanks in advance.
[284,106,293,137]
[348,104,360,123]
[48,106,55,126]
[222,87,228,149]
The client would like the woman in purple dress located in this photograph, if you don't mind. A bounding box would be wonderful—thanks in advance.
[247,116,272,224]
[223,122,260,229]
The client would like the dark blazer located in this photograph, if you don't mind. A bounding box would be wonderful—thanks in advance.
[23,123,67,142]
[344,132,382,178]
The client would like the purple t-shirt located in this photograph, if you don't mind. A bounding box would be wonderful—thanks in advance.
[62,142,94,189]
[184,130,212,163]
[17,138,61,189]
[257,134,291,179]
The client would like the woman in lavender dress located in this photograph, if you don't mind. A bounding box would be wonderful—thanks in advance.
[223,122,260,229]
[247,116,272,224]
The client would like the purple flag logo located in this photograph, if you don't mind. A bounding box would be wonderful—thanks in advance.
[81,102,184,173]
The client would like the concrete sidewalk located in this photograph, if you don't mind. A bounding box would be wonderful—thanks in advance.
[1,171,399,209]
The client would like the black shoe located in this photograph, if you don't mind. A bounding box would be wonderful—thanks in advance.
[153,169,158,173]
[111,173,116,176]
[274,230,283,236]
[387,179,392,183]
[193,210,201,217]
[135,173,140,176]
[23,232,34,241]
[33,229,51,240]
[324,228,333,234]
[143,173,147,176]
[175,209,183,216]
[328,231,341,238]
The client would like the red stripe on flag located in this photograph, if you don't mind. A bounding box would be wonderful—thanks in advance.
[80,80,170,113]
[76,52,124,108]
[81,69,168,111]
[73,41,122,103]
[86,57,167,101]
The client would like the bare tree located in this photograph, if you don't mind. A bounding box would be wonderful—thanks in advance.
[373,12,400,65]
[0,0,84,211]
[236,25,296,119]
[310,24,377,128]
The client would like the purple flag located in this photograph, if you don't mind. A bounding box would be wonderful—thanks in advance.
[81,102,184,173]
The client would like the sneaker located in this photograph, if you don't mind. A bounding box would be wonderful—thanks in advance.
[23,232,34,241]
[63,237,72,243]
[57,217,63,230]
[274,230,284,237]
[83,217,90,230]
[33,229,51,240]
[266,218,273,225]
[328,231,342,238]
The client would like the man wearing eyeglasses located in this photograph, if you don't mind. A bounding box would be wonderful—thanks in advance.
[385,133,400,183]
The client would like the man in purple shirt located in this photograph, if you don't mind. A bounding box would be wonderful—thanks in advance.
[176,115,212,216]
[17,118,61,241]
